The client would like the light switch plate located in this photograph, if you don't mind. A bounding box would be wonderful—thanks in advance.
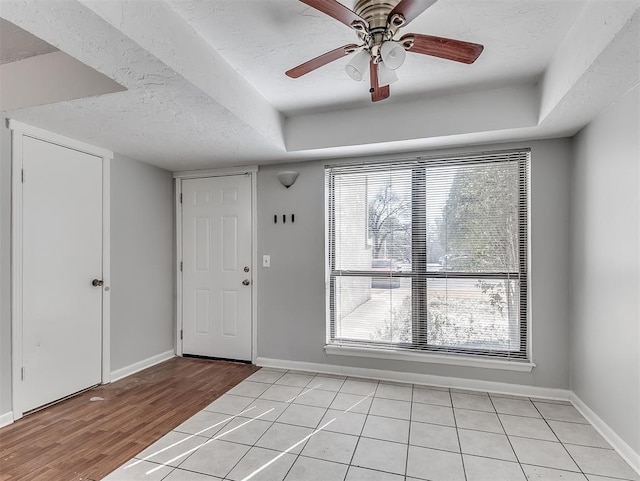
[263,255,271,268]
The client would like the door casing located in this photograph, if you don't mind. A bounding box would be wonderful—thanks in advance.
[173,167,258,363]
[9,120,112,421]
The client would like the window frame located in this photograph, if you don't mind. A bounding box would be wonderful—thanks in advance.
[326,149,530,362]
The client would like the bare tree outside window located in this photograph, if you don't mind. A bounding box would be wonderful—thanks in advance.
[367,181,411,261]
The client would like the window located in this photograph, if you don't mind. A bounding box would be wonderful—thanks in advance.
[326,149,530,361]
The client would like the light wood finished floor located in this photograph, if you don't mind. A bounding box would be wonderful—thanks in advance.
[0,356,258,481]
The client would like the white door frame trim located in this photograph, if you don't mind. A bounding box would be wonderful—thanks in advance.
[8,119,112,420]
[174,167,258,363]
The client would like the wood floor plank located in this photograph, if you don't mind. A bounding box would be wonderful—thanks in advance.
[0,356,258,480]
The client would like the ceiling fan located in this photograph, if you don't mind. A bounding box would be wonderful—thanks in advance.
[285,0,484,102]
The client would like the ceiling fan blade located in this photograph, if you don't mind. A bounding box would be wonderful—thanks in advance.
[300,0,367,29]
[286,44,359,78]
[401,33,484,64]
[370,60,390,102]
[388,0,438,27]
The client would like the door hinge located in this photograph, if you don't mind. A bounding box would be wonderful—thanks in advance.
[180,193,183,203]
[21,169,24,183]
[180,261,183,272]
[180,330,183,340]
[21,367,24,380]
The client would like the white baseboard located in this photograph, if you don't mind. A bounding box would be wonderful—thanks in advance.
[255,357,571,401]
[570,392,640,476]
[110,350,175,383]
[0,411,14,428]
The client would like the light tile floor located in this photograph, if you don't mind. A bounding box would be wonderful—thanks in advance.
[105,369,640,481]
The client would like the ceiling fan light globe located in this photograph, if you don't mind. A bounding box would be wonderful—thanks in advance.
[378,61,398,87]
[345,49,370,81]
[380,41,406,70]
[345,65,363,81]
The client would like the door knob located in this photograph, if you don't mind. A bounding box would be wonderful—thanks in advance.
[92,279,104,287]
[242,279,251,286]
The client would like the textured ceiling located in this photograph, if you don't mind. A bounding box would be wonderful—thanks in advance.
[0,0,639,171]
[168,0,584,114]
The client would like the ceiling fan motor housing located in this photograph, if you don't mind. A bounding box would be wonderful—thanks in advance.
[352,0,403,58]
[353,0,402,30]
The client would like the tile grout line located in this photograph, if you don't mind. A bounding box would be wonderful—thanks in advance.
[488,390,529,480]
[222,369,339,481]
[223,388,588,421]
[219,369,288,479]
[275,371,343,481]
[228,440,424,479]
[141,409,254,476]
[137,406,262,467]
[161,407,277,476]
[404,383,415,479]
[530,395,589,479]
[293,373,344,477]
[240,419,339,481]
[341,380,380,480]
[120,369,635,481]
[450,387,469,481]
[227,388,433,442]
[171,368,286,479]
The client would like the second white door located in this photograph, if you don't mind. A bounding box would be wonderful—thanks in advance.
[182,175,252,361]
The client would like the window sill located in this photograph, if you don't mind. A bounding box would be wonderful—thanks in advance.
[324,345,536,372]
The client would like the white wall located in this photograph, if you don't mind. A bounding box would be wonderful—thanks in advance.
[571,84,640,455]
[110,154,175,371]
[257,138,572,389]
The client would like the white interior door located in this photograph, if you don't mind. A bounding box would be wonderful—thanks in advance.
[182,175,252,361]
[21,136,103,412]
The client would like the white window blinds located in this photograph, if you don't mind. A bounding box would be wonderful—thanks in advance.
[326,149,530,361]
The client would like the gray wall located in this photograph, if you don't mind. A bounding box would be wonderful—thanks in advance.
[257,138,572,389]
[0,118,12,416]
[110,154,175,371]
[0,131,175,419]
[571,84,640,454]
